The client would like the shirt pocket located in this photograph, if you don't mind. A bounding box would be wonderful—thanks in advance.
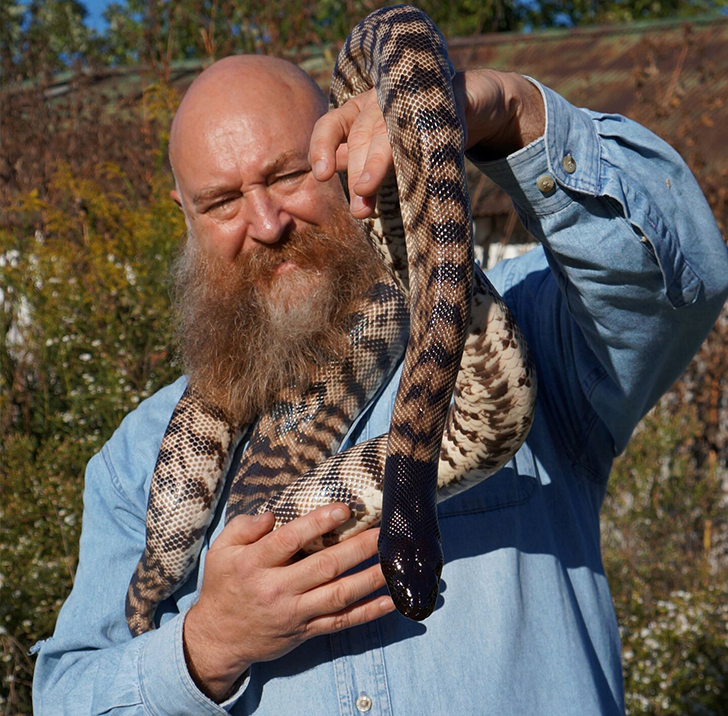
[437,448,539,517]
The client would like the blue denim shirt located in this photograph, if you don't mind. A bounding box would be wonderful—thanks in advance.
[32,82,728,716]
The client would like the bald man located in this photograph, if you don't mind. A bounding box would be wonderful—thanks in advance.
[33,51,728,716]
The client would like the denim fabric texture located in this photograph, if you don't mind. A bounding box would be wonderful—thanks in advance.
[32,81,728,716]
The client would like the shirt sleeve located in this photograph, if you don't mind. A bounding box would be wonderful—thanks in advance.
[31,408,249,715]
[469,79,728,462]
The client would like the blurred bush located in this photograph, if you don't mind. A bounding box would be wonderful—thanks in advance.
[619,588,728,715]
[1,2,727,713]
[1,157,184,712]
[603,404,728,714]
[2,154,726,716]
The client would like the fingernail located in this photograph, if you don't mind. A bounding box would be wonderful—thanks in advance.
[331,506,348,522]
[314,159,327,178]
[253,513,266,522]
[351,195,365,212]
[380,597,395,612]
[356,172,370,187]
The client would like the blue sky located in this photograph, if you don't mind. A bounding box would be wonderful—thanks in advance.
[81,0,112,31]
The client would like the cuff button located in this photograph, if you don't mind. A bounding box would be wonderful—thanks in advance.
[562,154,577,174]
[536,174,556,195]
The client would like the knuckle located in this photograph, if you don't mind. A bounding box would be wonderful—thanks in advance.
[329,580,351,611]
[334,107,356,132]
[331,612,351,632]
[362,103,384,124]
[365,147,389,166]
[370,569,386,593]
[348,125,371,148]
[274,525,301,555]
[363,565,379,590]
[258,578,282,605]
[316,552,340,583]
[276,600,300,633]
[301,616,322,641]
[353,533,376,562]
[230,554,253,580]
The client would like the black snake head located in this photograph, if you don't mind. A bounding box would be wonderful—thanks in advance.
[379,534,443,621]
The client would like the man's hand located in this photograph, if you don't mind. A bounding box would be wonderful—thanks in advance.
[308,69,545,218]
[183,504,394,702]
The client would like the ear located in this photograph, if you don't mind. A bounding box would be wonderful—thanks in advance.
[170,189,183,210]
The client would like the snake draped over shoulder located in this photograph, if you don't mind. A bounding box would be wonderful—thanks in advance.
[126,5,537,636]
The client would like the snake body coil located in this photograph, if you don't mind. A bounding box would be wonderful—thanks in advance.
[126,5,536,636]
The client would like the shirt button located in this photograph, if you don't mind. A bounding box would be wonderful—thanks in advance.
[356,694,373,712]
[562,153,577,173]
[536,174,556,195]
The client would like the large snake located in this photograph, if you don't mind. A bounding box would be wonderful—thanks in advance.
[126,5,537,636]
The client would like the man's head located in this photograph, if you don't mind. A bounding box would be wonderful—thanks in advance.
[168,56,385,424]
[169,55,346,259]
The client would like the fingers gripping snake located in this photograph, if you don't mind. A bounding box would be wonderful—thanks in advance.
[126,5,537,636]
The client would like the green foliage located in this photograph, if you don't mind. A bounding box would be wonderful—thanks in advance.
[4,0,728,82]
[619,588,728,715]
[533,0,728,27]
[0,164,183,440]
[603,405,721,600]
[1,2,727,713]
[0,436,86,714]
[0,160,185,712]
[603,404,728,714]
[0,0,99,82]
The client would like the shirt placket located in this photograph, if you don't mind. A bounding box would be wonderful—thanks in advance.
[330,612,393,716]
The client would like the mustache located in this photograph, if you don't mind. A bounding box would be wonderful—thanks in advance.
[176,219,351,302]
[242,230,327,281]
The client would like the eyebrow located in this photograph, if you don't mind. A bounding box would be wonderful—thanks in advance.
[191,149,309,209]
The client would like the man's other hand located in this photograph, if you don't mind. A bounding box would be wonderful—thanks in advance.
[182,504,394,702]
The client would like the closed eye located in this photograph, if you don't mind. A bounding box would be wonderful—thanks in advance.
[205,195,240,213]
[274,169,308,184]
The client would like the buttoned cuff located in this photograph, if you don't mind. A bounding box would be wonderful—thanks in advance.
[139,608,250,715]
[466,78,601,217]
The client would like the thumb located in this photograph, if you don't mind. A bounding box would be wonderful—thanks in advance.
[212,512,275,551]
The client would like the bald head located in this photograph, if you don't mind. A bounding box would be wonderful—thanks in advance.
[169,56,328,180]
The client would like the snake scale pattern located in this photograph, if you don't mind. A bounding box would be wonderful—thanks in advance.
[126,5,537,636]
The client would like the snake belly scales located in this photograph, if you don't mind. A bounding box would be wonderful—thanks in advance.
[126,5,537,635]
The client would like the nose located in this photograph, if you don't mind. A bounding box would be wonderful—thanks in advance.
[244,189,293,247]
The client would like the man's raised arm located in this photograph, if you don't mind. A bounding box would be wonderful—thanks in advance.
[310,68,728,459]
